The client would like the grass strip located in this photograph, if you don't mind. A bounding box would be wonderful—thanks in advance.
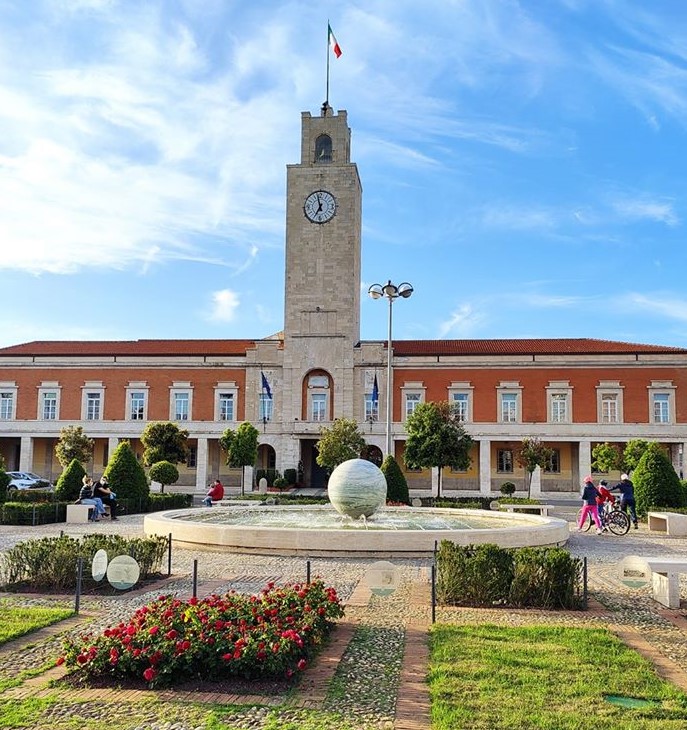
[0,606,74,646]
[429,624,687,729]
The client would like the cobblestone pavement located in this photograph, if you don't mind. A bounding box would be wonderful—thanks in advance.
[0,506,686,729]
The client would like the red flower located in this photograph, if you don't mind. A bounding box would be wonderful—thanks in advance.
[55,656,65,666]
[76,654,88,665]
[143,667,157,682]
[149,626,160,636]
[221,653,233,661]
[297,658,307,671]
[165,629,178,640]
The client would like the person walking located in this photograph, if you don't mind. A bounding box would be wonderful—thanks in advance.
[93,475,119,521]
[611,473,639,529]
[577,476,604,534]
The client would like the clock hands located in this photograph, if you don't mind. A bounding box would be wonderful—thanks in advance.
[316,194,323,213]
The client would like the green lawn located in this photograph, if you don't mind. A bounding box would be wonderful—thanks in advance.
[429,624,687,729]
[0,605,74,646]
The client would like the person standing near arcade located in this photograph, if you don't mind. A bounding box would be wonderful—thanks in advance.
[577,476,604,534]
[611,473,639,529]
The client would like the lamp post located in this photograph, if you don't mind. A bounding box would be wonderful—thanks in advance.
[368,280,414,458]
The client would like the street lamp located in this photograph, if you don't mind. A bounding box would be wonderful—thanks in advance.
[368,280,414,458]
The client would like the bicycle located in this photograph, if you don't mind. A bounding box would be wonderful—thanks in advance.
[576,501,630,535]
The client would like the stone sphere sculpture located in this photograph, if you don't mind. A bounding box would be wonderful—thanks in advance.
[328,458,387,519]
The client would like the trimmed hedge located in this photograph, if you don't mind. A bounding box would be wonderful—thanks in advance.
[436,541,584,610]
[0,534,168,592]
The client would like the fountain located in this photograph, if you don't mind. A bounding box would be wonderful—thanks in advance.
[144,459,569,557]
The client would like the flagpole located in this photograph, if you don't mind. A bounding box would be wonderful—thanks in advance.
[325,20,330,106]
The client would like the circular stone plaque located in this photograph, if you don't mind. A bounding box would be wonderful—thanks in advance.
[328,458,387,519]
[106,555,141,591]
[364,560,400,597]
[618,555,652,589]
[91,549,108,582]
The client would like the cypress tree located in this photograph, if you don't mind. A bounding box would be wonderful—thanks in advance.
[54,459,87,502]
[633,442,684,513]
[106,441,149,502]
[381,454,410,505]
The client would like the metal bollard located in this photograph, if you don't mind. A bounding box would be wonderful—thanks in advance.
[431,564,436,624]
[167,533,173,576]
[192,559,198,598]
[306,559,311,584]
[75,557,84,614]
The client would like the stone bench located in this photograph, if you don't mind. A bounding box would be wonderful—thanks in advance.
[642,556,687,609]
[648,511,687,537]
[66,504,95,523]
[500,504,555,517]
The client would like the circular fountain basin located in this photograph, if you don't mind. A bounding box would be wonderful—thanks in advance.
[144,505,569,557]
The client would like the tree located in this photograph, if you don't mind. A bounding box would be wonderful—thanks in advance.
[632,442,684,514]
[106,441,149,502]
[515,437,554,499]
[403,401,473,499]
[315,418,366,475]
[591,442,623,473]
[55,425,94,468]
[219,422,259,496]
[148,461,180,493]
[0,455,10,503]
[141,422,189,467]
[381,454,410,505]
[54,458,87,501]
[623,439,650,474]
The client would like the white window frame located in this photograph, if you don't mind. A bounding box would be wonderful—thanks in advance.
[81,382,104,421]
[497,448,513,473]
[648,381,675,425]
[214,382,238,422]
[259,393,273,421]
[448,382,473,423]
[653,393,670,424]
[126,383,149,421]
[37,383,61,421]
[401,381,426,421]
[311,393,327,422]
[596,381,624,424]
[169,382,193,422]
[497,382,522,424]
[0,383,17,420]
[546,381,572,424]
[364,394,379,422]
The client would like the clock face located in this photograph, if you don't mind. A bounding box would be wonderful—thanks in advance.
[304,190,337,224]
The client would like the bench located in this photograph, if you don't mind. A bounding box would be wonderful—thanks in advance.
[66,504,95,523]
[500,504,555,517]
[648,511,687,537]
[642,557,687,609]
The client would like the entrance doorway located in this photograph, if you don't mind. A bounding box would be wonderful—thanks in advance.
[300,439,328,489]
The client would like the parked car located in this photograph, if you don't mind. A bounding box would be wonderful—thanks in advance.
[6,471,54,494]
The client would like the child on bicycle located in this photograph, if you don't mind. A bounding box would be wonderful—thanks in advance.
[595,479,615,529]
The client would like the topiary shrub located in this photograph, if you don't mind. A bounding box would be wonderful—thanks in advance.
[54,459,87,502]
[148,461,179,494]
[381,454,410,505]
[0,468,9,503]
[273,476,289,491]
[508,547,582,609]
[284,468,298,486]
[499,481,516,497]
[255,469,279,488]
[106,441,149,502]
[633,442,684,514]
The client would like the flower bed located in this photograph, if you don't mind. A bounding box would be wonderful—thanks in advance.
[58,580,344,688]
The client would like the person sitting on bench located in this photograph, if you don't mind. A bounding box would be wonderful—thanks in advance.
[203,478,224,507]
[93,475,119,521]
[78,476,106,522]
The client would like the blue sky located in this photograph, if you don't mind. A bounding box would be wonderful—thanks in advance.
[1,0,687,349]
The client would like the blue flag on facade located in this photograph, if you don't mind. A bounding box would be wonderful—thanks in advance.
[261,371,273,399]
[371,374,379,403]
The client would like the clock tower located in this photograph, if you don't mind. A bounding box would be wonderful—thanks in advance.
[280,104,362,443]
[284,105,362,345]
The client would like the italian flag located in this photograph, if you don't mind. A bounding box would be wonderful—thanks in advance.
[328,24,342,58]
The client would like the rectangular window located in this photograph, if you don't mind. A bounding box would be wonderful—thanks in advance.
[312,393,326,422]
[405,393,421,419]
[365,394,378,421]
[42,392,57,420]
[0,392,13,420]
[186,446,197,468]
[601,394,618,423]
[130,392,145,420]
[544,449,561,473]
[259,393,273,421]
[451,393,468,421]
[653,393,670,424]
[86,392,101,420]
[550,394,567,423]
[174,393,189,421]
[501,393,517,423]
[219,393,234,421]
[497,449,513,473]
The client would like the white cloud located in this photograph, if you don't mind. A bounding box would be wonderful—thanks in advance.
[438,304,486,337]
[624,293,687,322]
[611,198,679,226]
[208,289,240,323]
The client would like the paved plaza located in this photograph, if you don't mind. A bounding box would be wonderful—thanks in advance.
[0,503,686,729]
